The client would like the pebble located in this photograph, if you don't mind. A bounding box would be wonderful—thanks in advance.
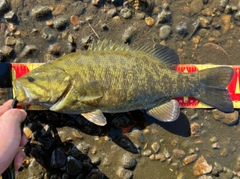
[163,147,171,158]
[4,11,17,22]
[190,122,201,136]
[92,0,101,6]
[211,142,220,149]
[66,156,83,176]
[221,15,231,34]
[220,167,234,178]
[42,26,58,41]
[142,149,152,157]
[107,8,117,17]
[53,16,68,30]
[120,8,132,19]
[145,17,154,26]
[198,16,211,28]
[116,167,133,179]
[172,149,186,159]
[70,15,80,25]
[52,4,66,15]
[155,153,166,162]
[212,162,223,175]
[193,156,212,176]
[122,25,136,43]
[48,42,63,56]
[5,36,16,46]
[0,0,9,14]
[91,156,101,165]
[175,21,188,36]
[155,10,171,24]
[209,136,218,143]
[121,153,136,169]
[19,45,37,58]
[159,25,171,40]
[151,142,160,153]
[183,154,198,165]
[218,0,228,11]
[31,6,52,20]
[76,141,90,155]
[213,109,239,126]
[189,0,203,15]
[1,45,13,57]
[23,126,33,139]
[50,148,67,168]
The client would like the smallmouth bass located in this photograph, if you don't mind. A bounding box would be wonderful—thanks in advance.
[12,40,234,126]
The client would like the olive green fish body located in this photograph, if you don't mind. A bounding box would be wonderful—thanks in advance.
[13,41,234,125]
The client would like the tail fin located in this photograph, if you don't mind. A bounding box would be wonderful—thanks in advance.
[194,67,234,112]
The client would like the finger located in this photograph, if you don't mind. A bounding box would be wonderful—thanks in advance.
[20,133,28,147]
[1,108,27,124]
[0,100,13,116]
[14,150,25,171]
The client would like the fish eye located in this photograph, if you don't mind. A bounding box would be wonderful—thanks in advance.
[27,76,35,82]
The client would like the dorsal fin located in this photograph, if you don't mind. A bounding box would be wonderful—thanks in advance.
[88,40,180,69]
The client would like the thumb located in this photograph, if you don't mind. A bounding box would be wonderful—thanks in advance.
[0,109,26,174]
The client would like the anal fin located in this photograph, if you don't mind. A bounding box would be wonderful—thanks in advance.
[81,109,107,126]
[147,100,180,122]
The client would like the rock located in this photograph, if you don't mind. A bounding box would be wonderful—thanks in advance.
[126,128,144,150]
[42,27,58,41]
[107,8,117,17]
[38,136,53,150]
[193,156,212,176]
[53,16,68,30]
[0,0,9,14]
[5,36,16,46]
[91,156,101,165]
[122,25,136,43]
[198,16,211,28]
[66,156,83,176]
[190,122,201,136]
[155,10,171,24]
[23,126,33,139]
[183,154,198,165]
[151,142,160,153]
[220,168,234,178]
[189,0,203,15]
[213,109,239,126]
[85,169,104,179]
[121,153,136,169]
[19,45,37,58]
[92,0,102,6]
[70,15,80,25]
[76,141,90,155]
[209,136,218,143]
[135,12,145,20]
[48,42,64,56]
[52,4,66,16]
[221,15,231,34]
[145,17,154,26]
[211,142,220,149]
[212,162,223,175]
[4,11,17,22]
[70,146,85,160]
[1,45,13,57]
[175,21,188,36]
[159,25,171,40]
[155,153,166,162]
[142,149,152,157]
[163,147,171,158]
[50,148,67,168]
[116,167,133,179]
[120,8,132,19]
[172,149,186,159]
[31,6,52,20]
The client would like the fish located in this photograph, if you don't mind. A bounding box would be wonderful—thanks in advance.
[12,40,234,126]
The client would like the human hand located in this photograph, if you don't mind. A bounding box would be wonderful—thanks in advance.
[0,100,28,175]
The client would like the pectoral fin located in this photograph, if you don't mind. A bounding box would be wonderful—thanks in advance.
[79,80,109,106]
[147,100,180,122]
[81,109,107,126]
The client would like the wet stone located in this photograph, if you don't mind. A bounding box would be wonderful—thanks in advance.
[155,10,171,24]
[120,8,132,19]
[190,122,201,136]
[155,153,166,162]
[50,148,67,168]
[212,162,223,175]
[4,11,17,22]
[91,156,101,165]
[210,136,218,143]
[85,169,104,179]
[48,42,64,56]
[122,25,136,43]
[42,27,58,41]
[189,0,203,15]
[31,6,52,20]
[92,0,102,6]
[76,141,90,155]
[151,142,160,153]
[116,167,133,179]
[19,45,37,58]
[183,154,198,165]
[172,149,186,159]
[107,8,117,17]
[38,136,53,150]
[66,156,83,176]
[175,21,188,36]
[211,142,220,149]
[135,12,145,20]
[220,168,234,178]
[71,146,85,160]
[53,16,68,30]
[163,147,171,158]
[142,149,152,157]
[159,25,171,40]
[1,45,13,57]
[5,36,16,46]
[213,109,239,126]
[0,0,9,14]
[198,16,211,28]
[145,17,154,26]
[121,153,136,169]
[193,156,212,176]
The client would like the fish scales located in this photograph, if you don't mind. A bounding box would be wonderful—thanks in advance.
[13,41,234,125]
